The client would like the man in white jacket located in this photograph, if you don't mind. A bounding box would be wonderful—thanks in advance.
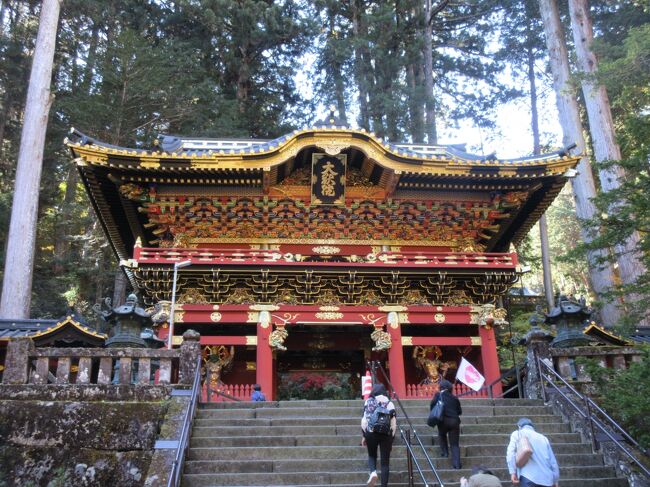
[506,418,560,487]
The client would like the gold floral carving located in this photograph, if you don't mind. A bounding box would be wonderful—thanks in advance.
[312,245,341,255]
[320,141,349,155]
[315,311,343,320]
[319,305,340,311]
[446,290,473,306]
[178,288,209,305]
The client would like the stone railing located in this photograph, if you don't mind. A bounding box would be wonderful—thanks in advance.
[551,346,642,384]
[1,329,201,387]
[203,383,254,402]
[405,383,489,399]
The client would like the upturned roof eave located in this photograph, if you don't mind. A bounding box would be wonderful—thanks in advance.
[65,127,581,178]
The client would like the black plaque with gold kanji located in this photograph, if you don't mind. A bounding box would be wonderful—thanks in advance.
[311,153,347,206]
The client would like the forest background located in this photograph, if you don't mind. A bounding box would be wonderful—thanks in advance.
[0,0,648,335]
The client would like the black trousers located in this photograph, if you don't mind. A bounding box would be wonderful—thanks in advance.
[364,430,393,487]
[437,416,461,468]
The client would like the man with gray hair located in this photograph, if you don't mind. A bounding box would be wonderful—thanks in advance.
[506,418,559,487]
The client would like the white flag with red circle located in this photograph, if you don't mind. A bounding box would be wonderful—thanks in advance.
[456,357,485,392]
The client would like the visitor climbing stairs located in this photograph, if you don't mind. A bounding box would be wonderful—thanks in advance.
[181,398,628,487]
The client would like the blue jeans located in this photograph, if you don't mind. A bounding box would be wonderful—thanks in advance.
[520,476,553,487]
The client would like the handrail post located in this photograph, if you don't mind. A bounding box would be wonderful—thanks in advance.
[584,394,598,453]
[406,429,414,487]
[537,356,547,402]
[515,365,523,398]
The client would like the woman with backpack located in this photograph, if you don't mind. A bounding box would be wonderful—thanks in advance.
[430,379,463,469]
[361,383,397,487]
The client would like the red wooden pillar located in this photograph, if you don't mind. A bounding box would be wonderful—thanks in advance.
[256,318,274,400]
[386,316,406,397]
[479,325,502,396]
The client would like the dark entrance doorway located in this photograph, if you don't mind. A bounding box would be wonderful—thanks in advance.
[275,325,369,400]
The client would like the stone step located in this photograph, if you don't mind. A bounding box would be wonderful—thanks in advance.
[189,432,582,448]
[190,422,571,438]
[192,413,561,428]
[197,398,546,409]
[184,453,603,474]
[183,480,627,487]
[187,442,593,461]
[181,465,620,486]
[195,404,552,419]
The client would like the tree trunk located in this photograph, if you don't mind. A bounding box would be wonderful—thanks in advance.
[568,0,646,308]
[0,0,62,319]
[537,0,620,325]
[526,14,554,311]
[112,271,128,307]
[407,63,424,143]
[423,0,437,144]
[351,0,369,130]
[53,166,78,274]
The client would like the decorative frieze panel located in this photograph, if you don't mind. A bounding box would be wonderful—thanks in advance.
[130,266,519,307]
[121,189,526,247]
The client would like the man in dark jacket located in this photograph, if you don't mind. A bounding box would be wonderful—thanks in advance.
[430,379,462,469]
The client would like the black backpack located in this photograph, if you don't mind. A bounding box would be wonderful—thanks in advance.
[367,398,392,435]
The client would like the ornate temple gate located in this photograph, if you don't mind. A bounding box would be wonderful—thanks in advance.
[66,124,579,401]
[153,297,505,400]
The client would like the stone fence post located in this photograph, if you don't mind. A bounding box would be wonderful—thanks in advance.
[2,337,34,384]
[524,328,553,400]
[178,329,201,385]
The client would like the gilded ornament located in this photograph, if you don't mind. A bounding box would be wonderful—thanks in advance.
[401,337,413,346]
[473,304,508,329]
[470,337,482,346]
[210,312,222,322]
[371,327,392,351]
[203,345,235,387]
[245,362,257,371]
[178,288,209,305]
[247,312,259,323]
[434,313,446,323]
[319,305,340,312]
[412,346,454,384]
[315,311,343,320]
[312,245,341,255]
[246,336,257,346]
[269,324,289,351]
[174,311,185,323]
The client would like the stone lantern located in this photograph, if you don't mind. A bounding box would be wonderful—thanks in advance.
[96,293,156,348]
[547,295,595,348]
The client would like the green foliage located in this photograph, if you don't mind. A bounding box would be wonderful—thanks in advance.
[577,347,650,448]
[277,372,356,400]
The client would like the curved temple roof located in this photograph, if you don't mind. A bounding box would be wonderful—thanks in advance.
[66,126,579,176]
[66,125,580,266]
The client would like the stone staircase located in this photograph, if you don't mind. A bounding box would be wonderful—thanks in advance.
[182,398,628,487]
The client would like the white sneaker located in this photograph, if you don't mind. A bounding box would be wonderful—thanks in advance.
[367,470,378,487]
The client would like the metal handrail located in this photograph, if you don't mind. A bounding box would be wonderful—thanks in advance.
[167,355,203,487]
[536,356,650,478]
[370,361,445,487]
